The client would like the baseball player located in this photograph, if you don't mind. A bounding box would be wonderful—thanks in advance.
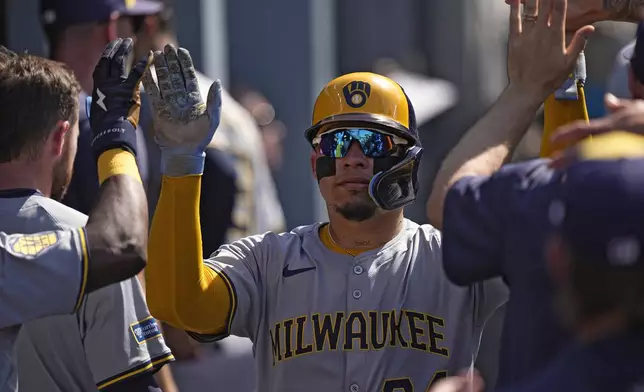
[496,131,644,391]
[140,43,508,391]
[426,0,641,388]
[0,40,173,392]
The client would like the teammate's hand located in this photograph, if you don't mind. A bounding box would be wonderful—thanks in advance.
[505,0,642,31]
[89,38,152,157]
[551,94,644,147]
[427,370,484,392]
[506,0,594,101]
[142,44,222,177]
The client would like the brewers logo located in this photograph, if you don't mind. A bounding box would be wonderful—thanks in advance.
[9,232,59,257]
[343,81,371,108]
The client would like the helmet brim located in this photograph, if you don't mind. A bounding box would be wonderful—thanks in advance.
[305,113,418,147]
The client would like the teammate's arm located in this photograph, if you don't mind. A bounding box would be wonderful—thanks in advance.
[427,0,592,229]
[101,373,161,392]
[81,38,153,294]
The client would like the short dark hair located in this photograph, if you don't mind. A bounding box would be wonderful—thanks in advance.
[570,254,644,327]
[0,46,17,65]
[0,54,81,162]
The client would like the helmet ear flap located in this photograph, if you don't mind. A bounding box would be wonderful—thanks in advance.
[368,146,423,210]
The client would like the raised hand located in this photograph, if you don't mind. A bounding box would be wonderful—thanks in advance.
[89,38,152,157]
[551,94,644,147]
[142,44,222,177]
[506,0,644,31]
[506,0,595,101]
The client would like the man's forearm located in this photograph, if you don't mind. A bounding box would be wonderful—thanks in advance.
[85,173,148,293]
[154,366,179,392]
[427,84,542,229]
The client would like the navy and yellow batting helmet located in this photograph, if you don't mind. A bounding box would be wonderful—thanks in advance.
[305,72,419,146]
[305,72,423,211]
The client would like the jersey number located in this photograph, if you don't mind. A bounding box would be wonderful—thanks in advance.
[382,371,448,392]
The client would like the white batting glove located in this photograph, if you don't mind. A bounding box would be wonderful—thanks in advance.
[142,44,222,177]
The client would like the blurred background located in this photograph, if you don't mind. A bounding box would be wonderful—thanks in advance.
[0,1,639,390]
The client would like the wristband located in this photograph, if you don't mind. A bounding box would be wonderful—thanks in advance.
[161,150,206,177]
[97,148,142,185]
[86,96,139,158]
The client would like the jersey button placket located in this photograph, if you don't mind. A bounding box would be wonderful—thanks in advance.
[352,264,364,299]
[346,258,369,392]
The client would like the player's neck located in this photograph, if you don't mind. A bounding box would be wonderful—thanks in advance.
[0,161,52,197]
[327,210,405,249]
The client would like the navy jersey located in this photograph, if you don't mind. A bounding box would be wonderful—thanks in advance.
[499,331,644,392]
[442,159,571,388]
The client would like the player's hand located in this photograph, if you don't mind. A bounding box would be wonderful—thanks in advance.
[427,370,485,392]
[89,38,152,157]
[505,0,643,31]
[142,44,222,177]
[551,94,644,148]
[506,0,594,101]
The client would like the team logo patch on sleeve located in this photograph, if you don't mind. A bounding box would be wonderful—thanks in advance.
[130,317,162,344]
[9,232,59,258]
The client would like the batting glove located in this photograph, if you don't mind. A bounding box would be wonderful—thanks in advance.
[142,44,222,177]
[89,38,152,157]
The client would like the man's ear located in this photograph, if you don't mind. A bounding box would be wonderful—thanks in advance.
[50,120,71,157]
[545,234,571,286]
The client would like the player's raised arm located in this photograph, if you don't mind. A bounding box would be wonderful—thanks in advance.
[82,38,153,293]
[426,0,594,230]
[142,44,233,336]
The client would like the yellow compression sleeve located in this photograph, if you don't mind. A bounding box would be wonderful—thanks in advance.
[146,175,231,335]
[541,83,589,157]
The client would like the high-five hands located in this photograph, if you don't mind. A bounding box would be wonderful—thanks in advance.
[142,44,222,177]
[506,0,594,101]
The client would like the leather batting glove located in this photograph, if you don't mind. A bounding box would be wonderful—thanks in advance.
[89,38,152,157]
[142,44,222,177]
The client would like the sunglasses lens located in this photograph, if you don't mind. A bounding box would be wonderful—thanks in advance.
[318,129,396,158]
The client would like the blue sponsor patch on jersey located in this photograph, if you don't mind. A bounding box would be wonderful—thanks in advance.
[129,317,162,344]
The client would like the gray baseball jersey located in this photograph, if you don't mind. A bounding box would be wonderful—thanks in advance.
[0,226,87,391]
[191,219,508,392]
[0,190,174,392]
